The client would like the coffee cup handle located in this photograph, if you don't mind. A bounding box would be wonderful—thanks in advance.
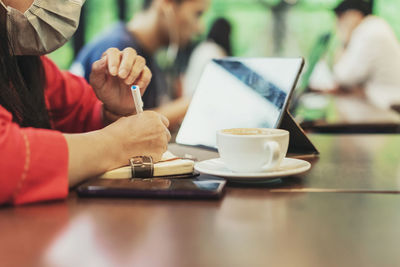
[261,141,281,171]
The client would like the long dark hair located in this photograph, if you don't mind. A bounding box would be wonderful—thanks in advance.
[334,0,374,16]
[207,18,232,56]
[0,4,51,129]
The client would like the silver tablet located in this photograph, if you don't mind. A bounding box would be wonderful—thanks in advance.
[176,57,304,149]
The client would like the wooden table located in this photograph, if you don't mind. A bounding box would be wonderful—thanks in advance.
[1,135,400,267]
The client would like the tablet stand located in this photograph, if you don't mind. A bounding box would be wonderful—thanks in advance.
[278,109,319,156]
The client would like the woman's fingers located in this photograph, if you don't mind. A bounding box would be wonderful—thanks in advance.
[89,56,108,89]
[135,66,152,93]
[118,47,138,80]
[125,55,146,85]
[102,48,122,76]
[101,47,150,87]
[159,114,170,128]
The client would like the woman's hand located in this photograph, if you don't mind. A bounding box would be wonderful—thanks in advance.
[89,47,151,116]
[102,111,171,166]
[65,111,170,187]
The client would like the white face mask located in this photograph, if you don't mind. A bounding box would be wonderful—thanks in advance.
[1,0,85,55]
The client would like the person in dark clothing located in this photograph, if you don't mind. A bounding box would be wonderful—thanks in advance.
[71,0,210,129]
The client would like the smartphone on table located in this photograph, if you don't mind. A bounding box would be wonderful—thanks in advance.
[77,174,226,200]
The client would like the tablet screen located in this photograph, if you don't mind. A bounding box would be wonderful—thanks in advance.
[176,57,304,149]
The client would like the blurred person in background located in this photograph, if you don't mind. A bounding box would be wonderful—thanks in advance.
[331,0,400,110]
[183,17,232,97]
[71,0,210,130]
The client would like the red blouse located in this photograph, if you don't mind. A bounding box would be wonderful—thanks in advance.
[0,56,103,205]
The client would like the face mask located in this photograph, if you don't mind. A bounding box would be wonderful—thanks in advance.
[0,0,85,55]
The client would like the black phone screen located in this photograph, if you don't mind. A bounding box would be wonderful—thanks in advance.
[77,175,226,199]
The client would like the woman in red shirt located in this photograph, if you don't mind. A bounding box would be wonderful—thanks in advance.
[0,0,170,205]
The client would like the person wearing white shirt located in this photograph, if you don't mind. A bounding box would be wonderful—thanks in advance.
[333,0,400,110]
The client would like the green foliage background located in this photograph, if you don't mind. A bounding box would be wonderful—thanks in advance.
[49,0,400,70]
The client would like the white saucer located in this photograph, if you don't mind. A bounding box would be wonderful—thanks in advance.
[195,157,311,182]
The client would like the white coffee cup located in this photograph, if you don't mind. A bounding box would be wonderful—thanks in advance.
[216,128,289,173]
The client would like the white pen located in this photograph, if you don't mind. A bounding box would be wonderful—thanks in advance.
[131,85,143,114]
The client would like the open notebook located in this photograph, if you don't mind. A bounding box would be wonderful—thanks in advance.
[100,151,194,179]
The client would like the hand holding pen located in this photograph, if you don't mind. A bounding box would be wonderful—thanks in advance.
[90,47,151,117]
